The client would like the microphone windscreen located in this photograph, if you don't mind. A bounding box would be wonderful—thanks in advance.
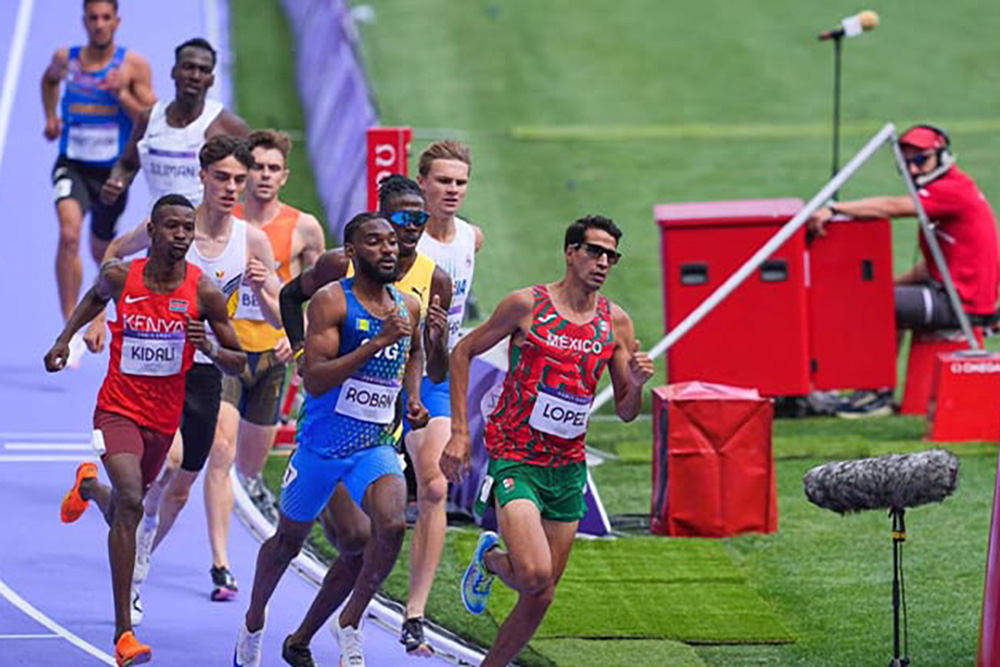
[859,10,880,31]
[803,450,959,514]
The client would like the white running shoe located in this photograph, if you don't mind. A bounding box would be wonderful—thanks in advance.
[233,620,264,667]
[334,620,366,667]
[134,515,157,586]
[130,583,143,626]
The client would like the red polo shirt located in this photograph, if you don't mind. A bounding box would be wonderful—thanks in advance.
[917,166,1000,315]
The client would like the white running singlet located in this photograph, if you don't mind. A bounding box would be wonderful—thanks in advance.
[416,216,477,352]
[186,217,246,364]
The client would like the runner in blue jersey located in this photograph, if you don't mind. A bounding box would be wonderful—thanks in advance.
[235,213,428,667]
[42,0,155,327]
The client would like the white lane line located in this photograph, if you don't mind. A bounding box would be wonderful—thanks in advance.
[5,443,94,451]
[203,0,222,102]
[0,0,34,174]
[0,633,61,639]
[0,432,90,441]
[0,455,98,463]
[0,579,115,665]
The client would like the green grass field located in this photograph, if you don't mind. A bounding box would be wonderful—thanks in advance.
[235,1,1000,665]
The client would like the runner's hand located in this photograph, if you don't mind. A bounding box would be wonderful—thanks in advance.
[100,178,125,205]
[102,67,123,96]
[44,116,61,142]
[84,313,107,353]
[185,316,211,354]
[374,310,412,348]
[807,207,834,237]
[44,340,70,372]
[627,339,654,388]
[426,294,448,350]
[440,433,471,483]
[406,397,429,430]
[246,257,268,290]
[274,336,294,364]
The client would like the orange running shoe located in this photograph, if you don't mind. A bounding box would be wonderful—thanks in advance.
[60,462,97,523]
[114,631,152,666]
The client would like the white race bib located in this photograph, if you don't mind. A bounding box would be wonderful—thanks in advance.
[120,331,184,376]
[233,283,265,321]
[334,375,401,424]
[529,386,592,439]
[66,123,119,162]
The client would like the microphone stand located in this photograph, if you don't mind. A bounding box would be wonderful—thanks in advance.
[889,508,910,667]
[830,33,844,195]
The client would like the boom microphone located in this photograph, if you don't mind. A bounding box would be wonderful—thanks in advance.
[818,10,880,41]
[803,450,959,514]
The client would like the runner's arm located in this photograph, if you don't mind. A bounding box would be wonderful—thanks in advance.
[102,109,151,203]
[41,48,69,141]
[113,53,156,118]
[281,250,348,353]
[471,224,485,252]
[606,305,654,422]
[303,285,406,396]
[209,110,250,139]
[424,267,453,384]
[196,276,247,376]
[297,213,327,270]
[45,261,127,371]
[403,295,429,429]
[441,289,532,482]
[83,220,153,347]
[246,225,283,327]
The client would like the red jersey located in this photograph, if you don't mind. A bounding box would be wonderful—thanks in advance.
[485,284,615,466]
[96,259,202,434]
[918,166,1000,315]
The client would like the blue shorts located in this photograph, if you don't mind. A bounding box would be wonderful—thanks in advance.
[279,445,403,522]
[402,377,451,436]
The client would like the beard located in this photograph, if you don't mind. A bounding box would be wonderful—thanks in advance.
[356,256,399,284]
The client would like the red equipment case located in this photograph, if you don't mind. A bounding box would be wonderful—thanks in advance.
[926,352,1000,442]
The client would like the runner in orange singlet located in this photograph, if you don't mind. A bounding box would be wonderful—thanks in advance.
[44,194,245,666]
[441,215,655,667]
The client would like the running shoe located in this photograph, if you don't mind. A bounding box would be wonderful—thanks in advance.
[281,635,318,667]
[133,515,158,586]
[233,620,264,667]
[835,390,894,419]
[241,472,278,520]
[211,565,239,601]
[60,462,97,523]
[461,531,499,615]
[114,630,151,666]
[400,616,434,657]
[334,621,366,667]
[130,583,143,627]
[67,331,87,369]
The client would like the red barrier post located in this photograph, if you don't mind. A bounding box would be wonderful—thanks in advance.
[366,127,412,210]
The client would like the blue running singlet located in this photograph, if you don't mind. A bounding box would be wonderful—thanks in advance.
[58,46,133,166]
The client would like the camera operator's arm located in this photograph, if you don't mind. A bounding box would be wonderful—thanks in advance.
[808,196,916,236]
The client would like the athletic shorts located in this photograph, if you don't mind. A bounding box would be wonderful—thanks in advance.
[401,376,451,436]
[52,155,128,242]
[895,282,961,331]
[279,445,403,522]
[93,408,174,489]
[221,350,286,426]
[180,362,223,472]
[475,456,588,523]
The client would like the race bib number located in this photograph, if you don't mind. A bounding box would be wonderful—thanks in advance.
[66,123,119,162]
[233,283,264,321]
[529,386,592,439]
[120,331,184,376]
[334,375,401,424]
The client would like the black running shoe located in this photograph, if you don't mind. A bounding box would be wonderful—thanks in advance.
[400,617,434,657]
[210,565,238,602]
[281,635,318,667]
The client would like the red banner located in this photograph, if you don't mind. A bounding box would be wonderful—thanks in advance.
[366,127,412,211]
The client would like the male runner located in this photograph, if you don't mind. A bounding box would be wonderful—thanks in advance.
[46,194,245,666]
[95,135,281,613]
[403,139,484,646]
[100,37,248,209]
[42,0,155,332]
[235,213,427,667]
[202,129,326,600]
[441,215,655,667]
[277,175,451,662]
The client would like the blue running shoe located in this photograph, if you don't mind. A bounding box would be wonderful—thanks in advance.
[462,531,499,614]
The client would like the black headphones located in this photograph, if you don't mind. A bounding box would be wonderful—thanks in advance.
[908,123,951,149]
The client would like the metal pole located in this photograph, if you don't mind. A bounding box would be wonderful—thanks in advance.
[831,35,844,185]
[589,123,897,415]
[888,137,982,351]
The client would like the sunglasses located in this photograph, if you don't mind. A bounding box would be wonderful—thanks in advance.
[574,242,621,265]
[906,152,934,167]
[386,210,429,228]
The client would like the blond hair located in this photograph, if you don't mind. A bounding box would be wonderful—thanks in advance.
[418,139,471,177]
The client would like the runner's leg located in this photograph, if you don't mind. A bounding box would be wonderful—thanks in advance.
[55,197,84,322]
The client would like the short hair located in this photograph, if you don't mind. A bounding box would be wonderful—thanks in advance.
[151,194,194,223]
[343,212,387,245]
[175,37,217,69]
[418,140,471,177]
[248,129,292,162]
[84,0,118,10]
[378,174,424,209]
[564,215,623,249]
[199,134,253,170]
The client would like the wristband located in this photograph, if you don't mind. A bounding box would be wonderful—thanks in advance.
[207,339,220,359]
[293,347,305,361]
[828,204,841,217]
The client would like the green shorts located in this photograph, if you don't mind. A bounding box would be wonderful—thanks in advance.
[474,457,588,523]
[221,350,287,426]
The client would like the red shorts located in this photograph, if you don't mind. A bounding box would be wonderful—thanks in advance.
[93,409,174,489]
